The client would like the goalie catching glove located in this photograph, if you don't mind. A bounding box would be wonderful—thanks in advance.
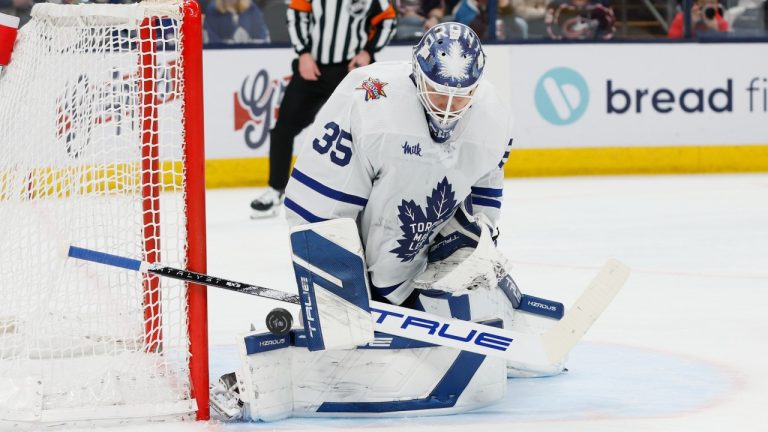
[414,206,567,378]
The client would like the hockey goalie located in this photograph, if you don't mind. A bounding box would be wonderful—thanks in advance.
[211,22,627,421]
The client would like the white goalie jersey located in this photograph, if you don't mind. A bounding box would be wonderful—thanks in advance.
[284,61,514,305]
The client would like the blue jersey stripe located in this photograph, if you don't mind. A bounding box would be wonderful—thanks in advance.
[291,169,368,206]
[471,196,502,209]
[498,138,514,168]
[284,198,327,223]
[453,208,482,235]
[370,281,402,297]
[470,186,503,198]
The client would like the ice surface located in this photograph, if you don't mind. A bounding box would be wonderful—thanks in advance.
[63,173,768,431]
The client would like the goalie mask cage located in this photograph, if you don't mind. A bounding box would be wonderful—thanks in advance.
[0,0,208,424]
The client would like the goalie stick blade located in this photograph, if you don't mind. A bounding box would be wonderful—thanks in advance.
[542,259,631,365]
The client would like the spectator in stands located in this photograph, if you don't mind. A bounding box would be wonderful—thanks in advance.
[454,0,490,36]
[203,0,270,44]
[454,0,526,39]
[723,0,767,35]
[668,0,730,38]
[544,0,615,39]
[0,0,33,27]
[394,0,444,40]
[420,0,447,28]
[259,0,291,42]
[512,0,547,37]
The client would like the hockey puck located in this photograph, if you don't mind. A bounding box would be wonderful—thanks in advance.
[265,308,293,336]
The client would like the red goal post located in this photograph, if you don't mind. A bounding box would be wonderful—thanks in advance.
[179,0,209,422]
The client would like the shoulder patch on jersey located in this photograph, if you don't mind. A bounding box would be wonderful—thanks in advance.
[390,177,458,262]
[356,77,388,101]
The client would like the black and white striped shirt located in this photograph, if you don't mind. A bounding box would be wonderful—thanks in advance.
[287,0,397,65]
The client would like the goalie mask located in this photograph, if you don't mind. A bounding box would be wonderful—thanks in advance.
[412,22,486,143]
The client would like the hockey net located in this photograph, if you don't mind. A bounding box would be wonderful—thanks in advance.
[0,0,207,424]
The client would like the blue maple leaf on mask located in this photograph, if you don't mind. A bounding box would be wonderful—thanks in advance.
[390,177,458,262]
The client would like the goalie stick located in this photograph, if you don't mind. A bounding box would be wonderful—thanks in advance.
[68,245,630,365]
[68,246,300,304]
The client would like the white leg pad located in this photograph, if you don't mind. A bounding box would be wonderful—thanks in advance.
[235,328,508,421]
[236,329,294,422]
[289,346,507,418]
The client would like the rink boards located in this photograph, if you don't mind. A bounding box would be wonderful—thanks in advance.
[198,43,768,187]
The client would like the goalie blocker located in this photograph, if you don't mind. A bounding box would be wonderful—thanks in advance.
[289,219,375,351]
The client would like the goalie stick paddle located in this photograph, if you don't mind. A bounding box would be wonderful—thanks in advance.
[68,245,630,365]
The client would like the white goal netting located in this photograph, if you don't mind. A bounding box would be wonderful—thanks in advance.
[0,0,202,424]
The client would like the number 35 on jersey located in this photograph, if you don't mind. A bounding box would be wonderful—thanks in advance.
[312,121,352,167]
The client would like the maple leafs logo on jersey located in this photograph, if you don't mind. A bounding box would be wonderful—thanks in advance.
[390,177,457,262]
[438,42,471,82]
[357,77,388,101]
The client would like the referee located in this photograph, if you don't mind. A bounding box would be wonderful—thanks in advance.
[250,0,397,218]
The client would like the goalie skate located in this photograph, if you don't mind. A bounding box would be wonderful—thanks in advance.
[209,372,244,421]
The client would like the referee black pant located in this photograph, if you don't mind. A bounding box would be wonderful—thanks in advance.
[268,59,349,191]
